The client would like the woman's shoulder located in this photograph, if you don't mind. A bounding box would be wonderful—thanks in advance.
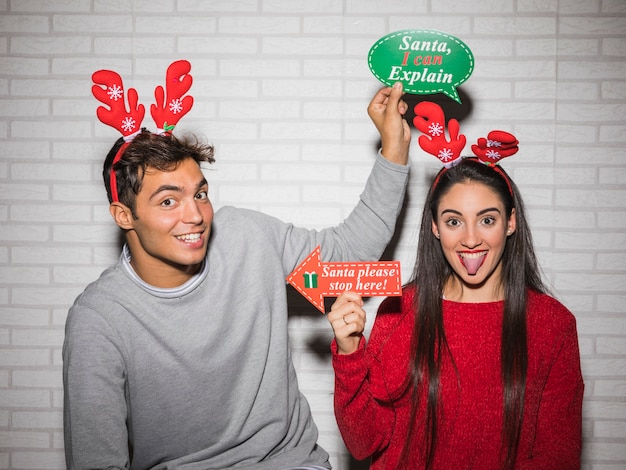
[527,290,575,320]
[526,289,579,337]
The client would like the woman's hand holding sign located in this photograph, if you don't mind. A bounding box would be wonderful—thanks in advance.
[328,292,366,355]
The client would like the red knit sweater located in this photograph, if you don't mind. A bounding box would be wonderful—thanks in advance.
[332,288,583,469]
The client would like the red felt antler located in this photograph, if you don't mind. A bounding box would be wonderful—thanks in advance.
[471,130,519,165]
[92,70,145,139]
[413,102,466,168]
[150,60,194,134]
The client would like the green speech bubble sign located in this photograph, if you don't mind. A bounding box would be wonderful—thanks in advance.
[368,29,474,103]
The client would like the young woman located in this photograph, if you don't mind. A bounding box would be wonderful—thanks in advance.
[328,130,584,469]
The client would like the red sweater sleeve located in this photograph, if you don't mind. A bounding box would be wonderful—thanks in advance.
[519,294,584,469]
[331,295,411,462]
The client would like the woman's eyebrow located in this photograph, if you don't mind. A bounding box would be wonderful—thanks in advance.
[440,207,501,216]
[477,207,501,216]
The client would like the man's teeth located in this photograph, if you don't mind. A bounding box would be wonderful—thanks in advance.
[177,233,201,242]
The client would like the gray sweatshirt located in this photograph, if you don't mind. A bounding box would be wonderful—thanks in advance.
[63,153,409,470]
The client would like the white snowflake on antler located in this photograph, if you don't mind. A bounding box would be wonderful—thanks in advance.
[429,121,444,137]
[107,84,123,101]
[169,98,183,114]
[438,148,454,162]
[121,117,136,133]
[486,149,501,160]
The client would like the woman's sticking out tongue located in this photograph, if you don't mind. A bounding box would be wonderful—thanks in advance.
[460,251,487,275]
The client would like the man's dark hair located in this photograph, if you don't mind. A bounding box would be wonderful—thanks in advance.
[103,130,215,214]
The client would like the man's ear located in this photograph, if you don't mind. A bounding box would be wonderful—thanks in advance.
[109,202,134,230]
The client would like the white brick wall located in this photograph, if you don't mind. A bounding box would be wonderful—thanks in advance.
[0,0,624,468]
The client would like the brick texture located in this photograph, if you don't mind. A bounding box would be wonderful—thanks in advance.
[1,0,624,469]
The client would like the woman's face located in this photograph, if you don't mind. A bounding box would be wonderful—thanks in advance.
[432,181,516,301]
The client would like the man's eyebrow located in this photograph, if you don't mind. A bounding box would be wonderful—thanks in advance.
[148,178,208,201]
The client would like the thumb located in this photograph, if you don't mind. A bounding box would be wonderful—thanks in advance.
[387,82,404,111]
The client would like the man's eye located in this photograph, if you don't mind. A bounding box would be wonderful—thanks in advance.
[161,198,175,207]
[196,191,208,200]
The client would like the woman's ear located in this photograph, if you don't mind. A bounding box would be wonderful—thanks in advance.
[109,202,134,230]
[431,219,440,239]
[507,208,517,236]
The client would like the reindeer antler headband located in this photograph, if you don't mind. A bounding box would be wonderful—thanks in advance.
[413,101,519,194]
[92,60,194,202]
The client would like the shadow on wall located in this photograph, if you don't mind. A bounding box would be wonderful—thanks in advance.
[402,88,474,129]
[349,456,371,469]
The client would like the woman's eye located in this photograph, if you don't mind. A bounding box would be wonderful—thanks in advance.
[445,218,461,227]
[482,216,496,225]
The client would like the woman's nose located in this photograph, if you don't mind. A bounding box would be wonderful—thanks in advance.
[461,226,481,249]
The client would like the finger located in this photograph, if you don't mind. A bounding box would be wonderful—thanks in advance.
[372,86,392,104]
[385,82,404,112]
[398,98,408,115]
[402,119,411,142]
[328,307,365,330]
[332,301,367,328]
[339,310,366,328]
[332,311,366,338]
[330,291,363,313]
[328,293,365,326]
[367,86,393,114]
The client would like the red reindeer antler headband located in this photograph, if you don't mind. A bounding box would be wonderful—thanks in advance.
[92,60,194,202]
[413,101,518,194]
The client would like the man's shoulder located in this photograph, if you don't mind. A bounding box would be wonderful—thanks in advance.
[70,265,125,312]
[212,206,285,240]
[214,205,271,223]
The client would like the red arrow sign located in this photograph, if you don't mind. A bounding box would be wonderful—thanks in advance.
[286,246,402,313]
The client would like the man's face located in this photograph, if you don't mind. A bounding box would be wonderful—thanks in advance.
[119,157,213,287]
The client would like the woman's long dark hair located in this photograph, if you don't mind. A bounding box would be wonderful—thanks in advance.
[403,158,547,469]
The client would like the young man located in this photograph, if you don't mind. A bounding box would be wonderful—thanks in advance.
[63,83,411,470]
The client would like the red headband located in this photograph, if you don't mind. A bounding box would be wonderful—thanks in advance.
[92,60,194,202]
[413,101,518,195]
